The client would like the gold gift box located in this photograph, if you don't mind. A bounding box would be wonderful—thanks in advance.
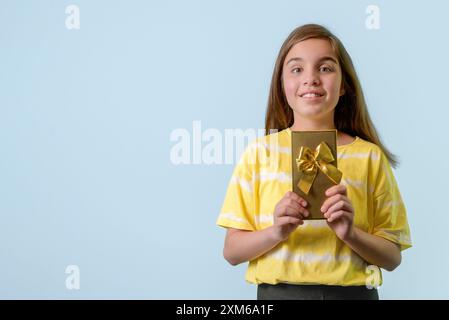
[291,130,342,220]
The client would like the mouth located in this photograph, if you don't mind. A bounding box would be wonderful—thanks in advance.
[300,92,325,98]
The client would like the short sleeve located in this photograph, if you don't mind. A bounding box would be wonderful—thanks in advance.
[372,152,412,251]
[216,144,256,231]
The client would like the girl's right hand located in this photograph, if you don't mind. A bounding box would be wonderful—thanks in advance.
[271,191,309,242]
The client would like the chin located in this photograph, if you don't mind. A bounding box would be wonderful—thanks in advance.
[296,109,327,119]
[294,104,333,118]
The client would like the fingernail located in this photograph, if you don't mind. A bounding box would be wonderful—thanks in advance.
[321,206,325,213]
[302,201,307,206]
[304,210,309,217]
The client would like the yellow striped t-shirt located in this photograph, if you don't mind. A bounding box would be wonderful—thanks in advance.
[217,127,412,286]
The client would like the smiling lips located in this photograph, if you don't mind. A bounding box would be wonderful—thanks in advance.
[300,91,325,98]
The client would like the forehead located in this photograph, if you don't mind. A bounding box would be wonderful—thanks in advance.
[284,38,337,64]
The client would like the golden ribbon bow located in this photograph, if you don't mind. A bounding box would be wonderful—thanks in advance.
[296,142,342,195]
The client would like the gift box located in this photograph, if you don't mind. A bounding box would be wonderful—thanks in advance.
[291,130,342,220]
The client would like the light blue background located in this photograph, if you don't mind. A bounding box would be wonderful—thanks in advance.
[0,0,447,299]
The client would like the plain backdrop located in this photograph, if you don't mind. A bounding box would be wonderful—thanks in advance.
[0,0,447,299]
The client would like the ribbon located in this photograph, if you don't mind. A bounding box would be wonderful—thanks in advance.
[296,142,342,195]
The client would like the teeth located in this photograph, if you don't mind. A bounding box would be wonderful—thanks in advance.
[302,93,322,97]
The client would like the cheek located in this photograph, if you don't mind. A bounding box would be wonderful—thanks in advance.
[282,76,298,100]
[324,77,342,98]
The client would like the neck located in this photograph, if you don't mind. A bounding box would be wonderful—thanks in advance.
[290,115,335,131]
[288,115,352,146]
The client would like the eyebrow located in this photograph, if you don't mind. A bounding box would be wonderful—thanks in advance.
[286,56,338,65]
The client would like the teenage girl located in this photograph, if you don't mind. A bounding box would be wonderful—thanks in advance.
[217,24,412,300]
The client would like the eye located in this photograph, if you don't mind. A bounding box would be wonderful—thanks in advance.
[320,66,333,72]
[292,67,302,74]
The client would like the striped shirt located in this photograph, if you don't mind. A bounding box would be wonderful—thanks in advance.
[217,127,412,286]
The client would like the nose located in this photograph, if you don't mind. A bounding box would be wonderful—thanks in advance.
[302,70,320,86]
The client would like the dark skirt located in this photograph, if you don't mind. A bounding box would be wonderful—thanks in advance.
[257,283,379,300]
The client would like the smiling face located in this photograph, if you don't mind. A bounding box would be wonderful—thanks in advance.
[282,38,345,126]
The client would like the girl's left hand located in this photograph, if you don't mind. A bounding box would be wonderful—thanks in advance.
[321,184,354,241]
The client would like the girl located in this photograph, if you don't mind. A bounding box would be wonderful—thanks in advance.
[216,24,412,300]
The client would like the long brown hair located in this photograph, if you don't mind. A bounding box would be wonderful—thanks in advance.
[265,24,398,167]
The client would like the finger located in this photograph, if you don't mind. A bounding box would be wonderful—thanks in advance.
[287,204,310,218]
[278,216,303,226]
[285,191,308,207]
[282,205,310,219]
[321,194,348,213]
[323,200,352,217]
[298,205,310,218]
[327,210,347,223]
[284,198,303,212]
[279,206,300,217]
[284,198,309,216]
[325,184,347,197]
